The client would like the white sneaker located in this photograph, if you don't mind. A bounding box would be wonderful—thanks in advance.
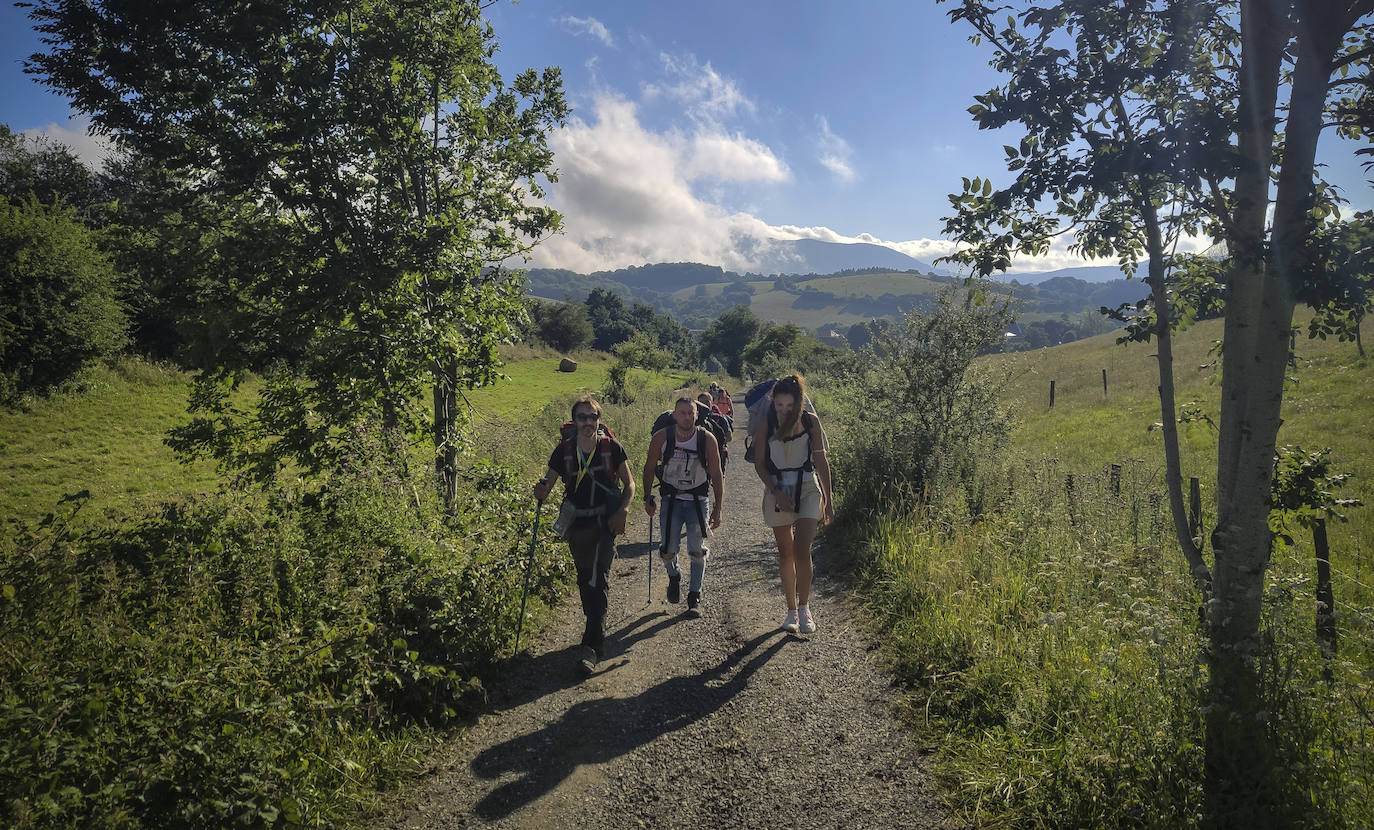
[781,609,799,634]
[798,606,816,634]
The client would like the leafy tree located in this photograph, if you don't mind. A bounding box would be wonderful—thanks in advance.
[1305,212,1374,357]
[699,304,762,376]
[612,332,671,373]
[584,287,636,351]
[536,300,593,354]
[0,197,127,400]
[0,124,105,217]
[939,0,1374,819]
[27,0,568,504]
[839,282,1014,506]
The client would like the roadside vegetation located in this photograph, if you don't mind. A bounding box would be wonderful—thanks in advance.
[828,304,1373,827]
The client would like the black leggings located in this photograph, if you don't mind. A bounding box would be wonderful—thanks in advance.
[566,524,616,653]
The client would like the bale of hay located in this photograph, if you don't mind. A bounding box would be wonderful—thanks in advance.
[558,357,578,372]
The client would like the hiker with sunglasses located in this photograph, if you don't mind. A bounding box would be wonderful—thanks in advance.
[753,374,833,635]
[643,396,724,617]
[533,396,634,674]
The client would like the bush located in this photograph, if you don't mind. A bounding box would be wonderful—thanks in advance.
[0,197,127,402]
[0,425,568,828]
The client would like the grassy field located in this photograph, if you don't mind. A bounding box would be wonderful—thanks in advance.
[0,358,222,530]
[831,311,1374,826]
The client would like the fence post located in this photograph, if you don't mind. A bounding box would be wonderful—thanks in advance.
[1049,379,1056,408]
[1188,476,1202,543]
[1314,518,1337,667]
[1102,368,1108,397]
[1065,474,1076,526]
[1109,463,1122,496]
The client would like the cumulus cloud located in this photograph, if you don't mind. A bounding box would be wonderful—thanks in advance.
[642,53,754,125]
[558,15,614,47]
[532,94,789,273]
[20,113,115,170]
[816,116,855,182]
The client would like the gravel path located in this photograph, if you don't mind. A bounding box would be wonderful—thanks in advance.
[378,409,949,829]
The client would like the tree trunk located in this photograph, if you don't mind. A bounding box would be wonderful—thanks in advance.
[1206,0,1290,822]
[1207,1,1355,822]
[1141,203,1212,597]
[434,360,459,508]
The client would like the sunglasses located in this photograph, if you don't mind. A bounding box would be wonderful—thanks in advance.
[573,412,599,423]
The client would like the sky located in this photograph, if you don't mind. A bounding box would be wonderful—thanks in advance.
[2,1,1371,275]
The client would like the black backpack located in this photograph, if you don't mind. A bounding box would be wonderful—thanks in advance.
[652,401,730,471]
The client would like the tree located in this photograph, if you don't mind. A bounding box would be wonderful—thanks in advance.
[0,197,127,400]
[1305,212,1374,357]
[699,305,762,377]
[0,124,105,217]
[939,0,1374,820]
[27,0,568,503]
[536,300,593,354]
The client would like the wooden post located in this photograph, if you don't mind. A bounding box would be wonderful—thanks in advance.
[1050,379,1056,408]
[1188,476,1202,543]
[1315,518,1336,663]
[1109,463,1122,496]
[1102,368,1108,397]
[1065,474,1076,526]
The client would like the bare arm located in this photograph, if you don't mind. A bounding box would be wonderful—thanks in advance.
[705,432,724,526]
[642,430,665,515]
[609,458,634,535]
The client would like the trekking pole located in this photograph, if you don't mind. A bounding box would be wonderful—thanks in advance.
[647,509,654,604]
[514,495,545,655]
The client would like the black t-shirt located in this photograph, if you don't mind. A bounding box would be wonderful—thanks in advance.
[548,437,628,514]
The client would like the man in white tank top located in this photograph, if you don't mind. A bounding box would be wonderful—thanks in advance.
[643,397,724,616]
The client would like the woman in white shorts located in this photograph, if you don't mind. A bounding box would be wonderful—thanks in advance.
[752,374,834,634]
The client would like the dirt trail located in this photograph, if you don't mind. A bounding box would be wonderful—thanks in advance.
[378,408,948,829]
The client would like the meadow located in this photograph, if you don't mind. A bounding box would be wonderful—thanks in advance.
[830,313,1374,826]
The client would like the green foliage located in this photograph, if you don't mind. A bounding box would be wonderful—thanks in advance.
[0,197,127,402]
[0,425,569,829]
[831,283,1015,509]
[27,0,568,498]
[534,300,594,354]
[699,305,762,376]
[1269,446,1363,542]
[612,333,671,373]
[0,125,105,218]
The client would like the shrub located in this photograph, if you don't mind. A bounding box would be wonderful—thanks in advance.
[0,197,127,402]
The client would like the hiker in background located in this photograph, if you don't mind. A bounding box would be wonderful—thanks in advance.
[710,384,734,418]
[643,396,724,617]
[533,395,634,674]
[753,373,833,635]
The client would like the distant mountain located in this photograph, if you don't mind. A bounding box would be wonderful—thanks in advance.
[752,238,941,276]
[1000,264,1141,284]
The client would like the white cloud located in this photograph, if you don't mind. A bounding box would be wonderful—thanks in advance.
[20,113,115,170]
[531,94,789,273]
[642,53,754,126]
[558,15,614,47]
[683,132,788,183]
[816,116,855,182]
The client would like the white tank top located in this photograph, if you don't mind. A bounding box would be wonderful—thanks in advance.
[664,429,708,498]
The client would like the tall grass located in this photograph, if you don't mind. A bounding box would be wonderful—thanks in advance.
[831,315,1374,827]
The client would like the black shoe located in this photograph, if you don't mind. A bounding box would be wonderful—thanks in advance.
[577,645,598,675]
[686,590,701,617]
[666,572,681,604]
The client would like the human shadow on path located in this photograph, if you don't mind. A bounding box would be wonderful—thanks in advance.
[469,629,788,820]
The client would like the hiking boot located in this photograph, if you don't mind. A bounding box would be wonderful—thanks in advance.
[781,608,799,634]
[798,606,816,635]
[666,572,681,604]
[686,591,701,617]
[577,645,598,675]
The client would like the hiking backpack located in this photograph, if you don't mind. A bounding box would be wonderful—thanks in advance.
[742,378,815,464]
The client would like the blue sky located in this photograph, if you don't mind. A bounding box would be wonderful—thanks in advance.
[3,1,1370,274]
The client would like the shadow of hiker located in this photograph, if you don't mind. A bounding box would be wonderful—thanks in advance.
[469,629,789,820]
